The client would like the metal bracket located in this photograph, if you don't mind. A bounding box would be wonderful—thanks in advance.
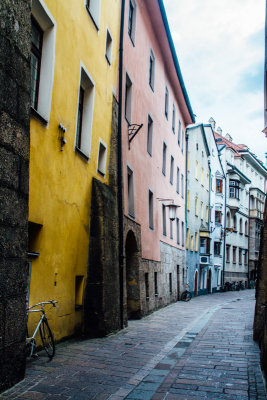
[128,123,143,149]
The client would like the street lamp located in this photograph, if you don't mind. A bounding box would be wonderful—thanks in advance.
[157,198,180,220]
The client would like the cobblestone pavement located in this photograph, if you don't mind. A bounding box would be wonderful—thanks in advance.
[1,290,266,400]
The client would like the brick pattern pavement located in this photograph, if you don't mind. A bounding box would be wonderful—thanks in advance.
[0,291,266,400]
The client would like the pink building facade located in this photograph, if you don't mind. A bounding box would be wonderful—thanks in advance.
[121,0,194,318]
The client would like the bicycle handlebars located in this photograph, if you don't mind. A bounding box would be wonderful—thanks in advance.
[27,300,58,311]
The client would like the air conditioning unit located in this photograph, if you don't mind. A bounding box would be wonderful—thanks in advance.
[200,256,209,264]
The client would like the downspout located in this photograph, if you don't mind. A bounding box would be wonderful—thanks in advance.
[185,132,189,283]
[118,0,126,329]
[222,172,227,287]
[208,159,211,292]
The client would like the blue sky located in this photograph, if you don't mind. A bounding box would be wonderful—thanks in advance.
[163,0,267,163]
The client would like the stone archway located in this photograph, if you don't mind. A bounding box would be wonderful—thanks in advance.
[194,271,198,296]
[125,230,141,319]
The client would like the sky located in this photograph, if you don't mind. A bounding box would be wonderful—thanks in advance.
[163,0,267,164]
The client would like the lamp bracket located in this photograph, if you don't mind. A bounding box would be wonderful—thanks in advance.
[128,123,143,149]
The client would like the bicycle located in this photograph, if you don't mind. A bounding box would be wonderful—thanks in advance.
[26,300,57,359]
[181,284,192,302]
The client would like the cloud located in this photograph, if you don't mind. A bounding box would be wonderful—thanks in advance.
[163,0,266,161]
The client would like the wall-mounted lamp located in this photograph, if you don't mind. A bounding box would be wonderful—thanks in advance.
[157,198,180,220]
[58,123,67,151]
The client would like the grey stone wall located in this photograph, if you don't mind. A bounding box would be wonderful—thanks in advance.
[0,0,31,392]
[254,200,267,381]
[84,97,121,337]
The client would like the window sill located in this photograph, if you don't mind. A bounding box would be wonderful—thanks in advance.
[86,6,99,31]
[149,83,154,92]
[128,33,135,47]
[146,296,150,301]
[155,293,159,297]
[75,146,89,162]
[31,107,48,126]
[97,169,105,177]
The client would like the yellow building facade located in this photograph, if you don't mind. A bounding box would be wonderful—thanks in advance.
[28,0,121,340]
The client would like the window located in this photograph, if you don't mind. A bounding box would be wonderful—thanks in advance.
[176,218,180,245]
[214,242,221,256]
[188,151,190,171]
[233,247,236,264]
[128,0,137,44]
[149,50,155,90]
[181,174,184,198]
[206,206,209,223]
[195,196,199,216]
[178,120,181,146]
[239,218,243,234]
[207,173,210,190]
[216,179,223,193]
[233,215,237,231]
[172,104,175,133]
[86,0,101,29]
[105,28,112,64]
[125,73,133,124]
[31,18,43,110]
[201,202,204,220]
[76,67,95,160]
[195,161,199,180]
[244,249,248,265]
[170,219,173,239]
[145,273,149,299]
[226,245,230,262]
[154,272,158,296]
[162,204,166,236]
[176,167,180,194]
[227,212,230,228]
[127,166,135,218]
[169,273,172,294]
[31,0,56,122]
[165,86,169,119]
[181,129,184,153]
[201,168,204,185]
[200,237,210,254]
[170,156,174,185]
[229,180,240,199]
[97,140,107,176]
[195,232,199,252]
[162,142,167,175]
[215,210,222,224]
[190,235,194,251]
[245,220,248,235]
[147,115,153,156]
[148,190,154,230]
[181,222,185,247]
[186,228,189,249]
[239,248,242,265]
[187,189,190,211]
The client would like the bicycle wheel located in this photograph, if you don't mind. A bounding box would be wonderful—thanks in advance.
[181,291,188,301]
[39,319,55,359]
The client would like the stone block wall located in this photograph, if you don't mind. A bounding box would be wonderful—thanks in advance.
[253,200,267,381]
[0,0,31,392]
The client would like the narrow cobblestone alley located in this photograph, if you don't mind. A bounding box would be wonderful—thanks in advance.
[1,290,266,400]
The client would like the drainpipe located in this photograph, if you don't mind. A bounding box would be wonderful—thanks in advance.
[118,0,126,329]
[222,172,227,287]
[185,132,189,284]
[208,159,211,292]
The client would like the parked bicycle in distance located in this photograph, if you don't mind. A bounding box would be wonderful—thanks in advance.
[181,284,192,302]
[26,300,57,359]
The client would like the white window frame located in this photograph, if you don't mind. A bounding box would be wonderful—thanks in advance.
[147,114,153,156]
[172,104,175,133]
[127,165,135,218]
[148,189,154,230]
[165,86,169,119]
[75,64,95,160]
[85,0,101,30]
[31,0,56,124]
[128,0,137,45]
[125,72,133,124]
[105,27,113,65]
[149,49,155,90]
[97,139,107,176]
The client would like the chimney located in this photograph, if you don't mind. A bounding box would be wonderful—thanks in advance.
[208,117,216,130]
[217,127,222,135]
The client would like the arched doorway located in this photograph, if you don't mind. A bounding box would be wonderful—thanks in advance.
[125,230,140,319]
[194,271,198,296]
[207,269,212,293]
